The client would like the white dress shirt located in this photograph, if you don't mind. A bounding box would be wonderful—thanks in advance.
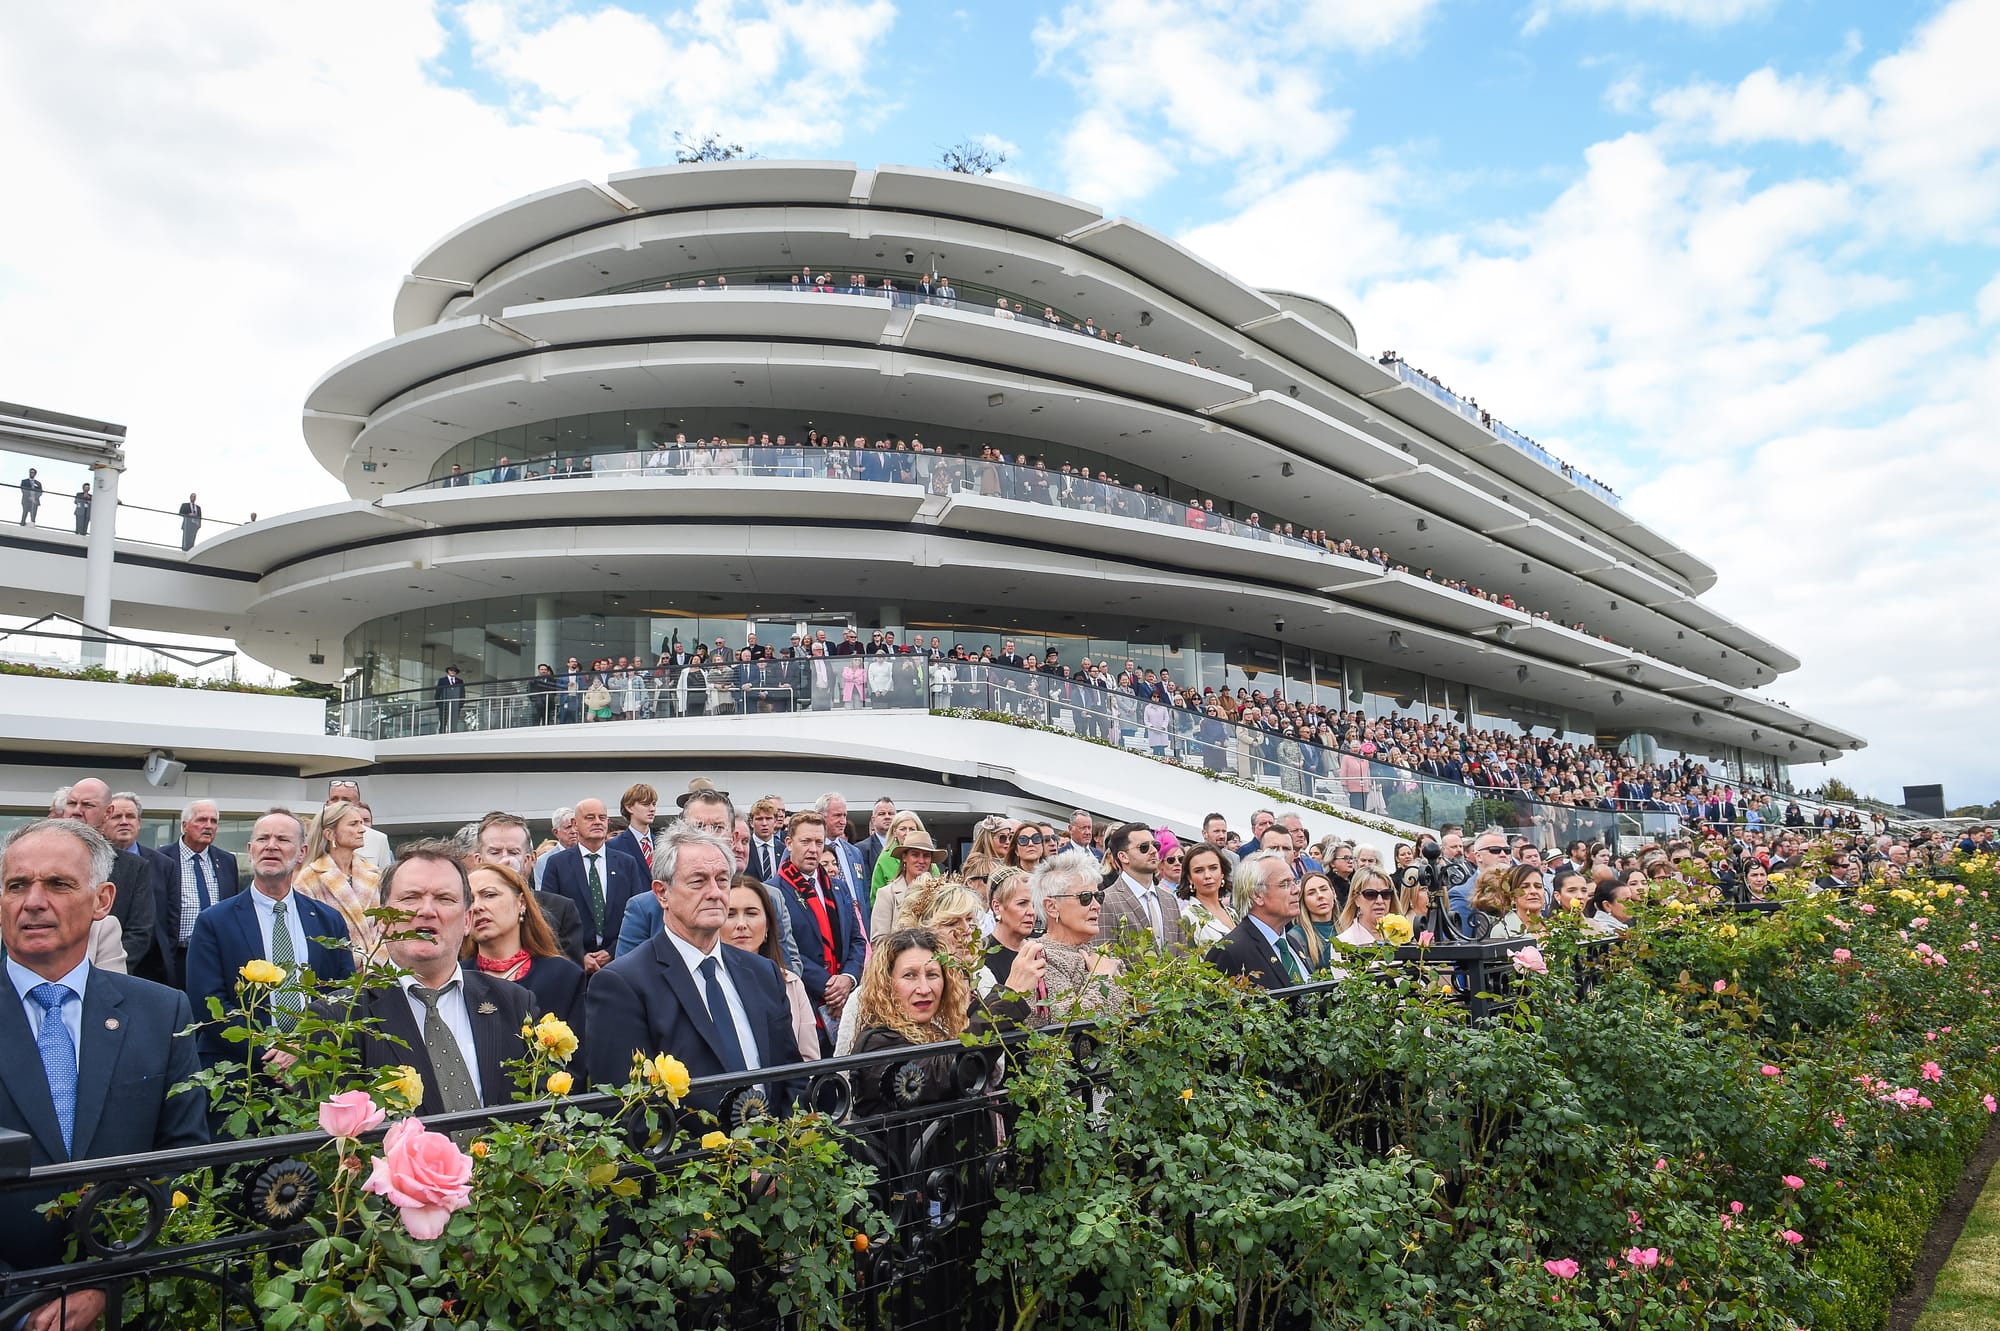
[1121,873,1163,942]
[249,888,311,965]
[664,928,762,1072]
[397,970,484,1105]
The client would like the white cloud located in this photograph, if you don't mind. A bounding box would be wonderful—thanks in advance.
[1523,0,1777,36]
[1650,0,2000,242]
[459,0,900,154]
[1177,10,2000,799]
[1032,0,1436,209]
[0,1,634,543]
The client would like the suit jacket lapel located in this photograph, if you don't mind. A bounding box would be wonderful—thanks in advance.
[0,984,67,1160]
[459,969,512,1105]
[73,978,129,1157]
[651,933,730,1069]
[229,892,264,965]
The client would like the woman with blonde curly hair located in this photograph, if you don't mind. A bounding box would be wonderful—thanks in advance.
[849,927,973,1117]
[295,799,383,966]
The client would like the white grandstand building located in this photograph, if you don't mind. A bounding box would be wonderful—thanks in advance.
[0,162,1862,848]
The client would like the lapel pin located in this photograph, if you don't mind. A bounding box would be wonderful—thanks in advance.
[105,1018,120,1030]
[476,1002,498,1015]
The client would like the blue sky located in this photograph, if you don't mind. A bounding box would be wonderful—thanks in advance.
[1,0,1996,804]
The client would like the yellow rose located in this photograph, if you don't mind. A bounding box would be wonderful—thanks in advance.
[1180,1088,1195,1101]
[1379,915,1414,945]
[384,1065,425,1108]
[238,960,286,987]
[701,1130,729,1150]
[547,1070,574,1097]
[1718,923,1738,939]
[534,1013,580,1063]
[470,1140,489,1158]
[645,1053,692,1102]
[171,1190,189,1210]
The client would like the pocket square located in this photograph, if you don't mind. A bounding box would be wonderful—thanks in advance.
[477,1001,499,1015]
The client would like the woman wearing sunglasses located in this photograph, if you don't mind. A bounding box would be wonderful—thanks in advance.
[1005,822,1048,872]
[1024,850,1127,1018]
[1335,869,1401,945]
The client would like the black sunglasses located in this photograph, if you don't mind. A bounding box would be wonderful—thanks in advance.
[1056,891,1106,907]
[1016,833,1044,844]
[1357,888,1395,902]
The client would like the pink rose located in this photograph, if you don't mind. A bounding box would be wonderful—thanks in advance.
[1625,1246,1660,1268]
[1654,1158,1668,1171]
[318,1091,386,1141]
[1712,979,1727,993]
[361,1118,473,1240]
[1511,945,1547,975]
[1920,1061,1942,1082]
[1781,1175,1803,1190]
[1859,903,1875,914]
[1543,1258,1579,1279]
[1832,948,1851,963]
[1808,1157,1827,1170]
[1781,1230,1803,1245]
[1759,1065,1781,1078]
[1983,1094,1996,1114]
[1729,1201,1744,1214]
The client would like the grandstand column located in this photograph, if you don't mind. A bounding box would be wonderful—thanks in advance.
[80,462,121,666]
[534,596,559,671]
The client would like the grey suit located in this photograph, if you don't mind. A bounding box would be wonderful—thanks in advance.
[1099,874,1186,952]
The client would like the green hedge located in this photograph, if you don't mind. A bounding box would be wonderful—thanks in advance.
[978,852,2000,1329]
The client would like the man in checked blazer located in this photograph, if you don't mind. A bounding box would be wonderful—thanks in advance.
[1097,821,1185,953]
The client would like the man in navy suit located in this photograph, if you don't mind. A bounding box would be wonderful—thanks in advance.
[586,823,802,1112]
[814,792,872,934]
[344,843,536,1118]
[540,797,645,973]
[609,782,657,873]
[765,812,863,1043]
[855,795,897,881]
[1,819,207,1324]
[1206,850,1308,990]
[185,809,354,1070]
[152,798,242,990]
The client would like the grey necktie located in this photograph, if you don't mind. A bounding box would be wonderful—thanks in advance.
[409,981,480,1112]
[269,899,303,1028]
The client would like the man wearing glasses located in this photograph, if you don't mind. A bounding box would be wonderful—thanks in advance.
[1453,831,1511,933]
[1098,822,1183,952]
[1207,850,1307,989]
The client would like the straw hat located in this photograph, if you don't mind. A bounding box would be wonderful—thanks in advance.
[884,830,941,864]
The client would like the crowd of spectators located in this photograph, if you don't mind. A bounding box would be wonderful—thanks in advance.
[414,630,1832,841]
[0,760,1946,1325]
[433,426,1605,639]
[1375,353,1618,500]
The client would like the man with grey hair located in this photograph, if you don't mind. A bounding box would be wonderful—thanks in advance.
[1067,809,1101,859]
[617,793,805,978]
[0,817,207,1309]
[47,785,70,818]
[58,778,161,983]
[814,791,868,916]
[533,805,578,887]
[1206,849,1305,989]
[156,798,240,986]
[587,820,803,1107]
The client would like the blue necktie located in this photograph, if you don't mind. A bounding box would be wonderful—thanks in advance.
[700,957,749,1072]
[30,983,77,1154]
[190,850,213,912]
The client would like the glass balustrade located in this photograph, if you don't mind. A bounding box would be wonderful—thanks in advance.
[341,657,1642,849]
[411,446,1336,559]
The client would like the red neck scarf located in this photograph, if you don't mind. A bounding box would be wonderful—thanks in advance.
[475,950,532,982]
